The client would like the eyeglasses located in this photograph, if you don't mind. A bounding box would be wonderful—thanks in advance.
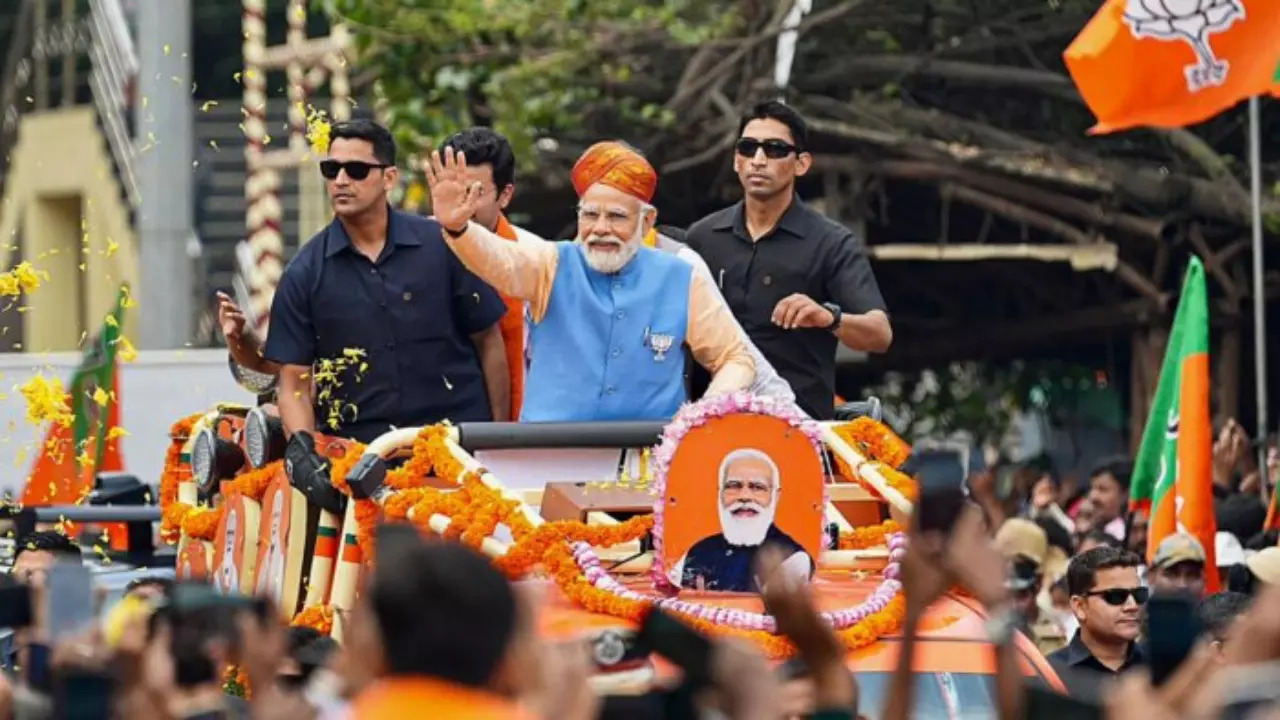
[319,159,390,181]
[1084,587,1150,606]
[735,138,799,160]
[578,206,635,229]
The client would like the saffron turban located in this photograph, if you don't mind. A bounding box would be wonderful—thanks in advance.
[570,141,657,203]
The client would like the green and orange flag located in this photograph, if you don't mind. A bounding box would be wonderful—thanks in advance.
[1065,0,1280,134]
[1130,258,1217,590]
[21,285,129,509]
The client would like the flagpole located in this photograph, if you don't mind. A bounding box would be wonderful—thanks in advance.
[1249,96,1270,507]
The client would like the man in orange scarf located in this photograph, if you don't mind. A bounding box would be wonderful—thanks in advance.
[438,128,546,421]
[427,140,754,422]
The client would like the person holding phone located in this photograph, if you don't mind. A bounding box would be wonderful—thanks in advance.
[1047,546,1148,698]
[3,532,81,673]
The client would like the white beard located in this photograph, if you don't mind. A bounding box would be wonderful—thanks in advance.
[719,500,776,547]
[577,225,643,274]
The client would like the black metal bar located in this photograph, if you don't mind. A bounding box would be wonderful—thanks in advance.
[455,421,667,451]
[31,506,161,523]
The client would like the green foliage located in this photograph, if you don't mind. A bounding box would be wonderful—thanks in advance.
[869,361,1122,450]
[324,0,742,170]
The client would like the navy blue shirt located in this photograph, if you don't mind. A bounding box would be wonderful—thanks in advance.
[264,208,505,442]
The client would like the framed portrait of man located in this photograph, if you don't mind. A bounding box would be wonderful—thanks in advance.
[659,413,824,593]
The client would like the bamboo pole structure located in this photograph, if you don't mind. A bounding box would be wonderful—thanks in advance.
[240,0,351,332]
[241,0,282,339]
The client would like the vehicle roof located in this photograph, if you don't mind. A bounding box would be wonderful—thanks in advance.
[532,572,1063,690]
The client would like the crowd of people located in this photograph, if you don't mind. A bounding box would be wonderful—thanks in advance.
[5,469,1280,718]
[968,419,1280,711]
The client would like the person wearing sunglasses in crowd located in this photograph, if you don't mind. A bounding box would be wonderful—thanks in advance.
[264,119,509,445]
[1047,546,1149,699]
[683,101,892,420]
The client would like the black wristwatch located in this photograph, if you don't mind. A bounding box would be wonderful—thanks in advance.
[444,221,469,238]
[821,302,842,331]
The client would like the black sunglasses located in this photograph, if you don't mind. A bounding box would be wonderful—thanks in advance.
[319,159,390,181]
[1085,587,1149,606]
[735,138,799,160]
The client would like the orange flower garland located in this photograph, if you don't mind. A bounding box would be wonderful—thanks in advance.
[834,417,912,468]
[158,413,202,543]
[829,419,919,503]
[837,520,902,550]
[291,604,335,635]
[158,413,911,661]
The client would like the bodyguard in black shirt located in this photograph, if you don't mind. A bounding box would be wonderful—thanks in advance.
[1047,546,1148,700]
[685,102,891,419]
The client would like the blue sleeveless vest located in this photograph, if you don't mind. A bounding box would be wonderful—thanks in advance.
[521,243,692,422]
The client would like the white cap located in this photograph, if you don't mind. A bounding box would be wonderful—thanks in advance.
[1216,531,1245,568]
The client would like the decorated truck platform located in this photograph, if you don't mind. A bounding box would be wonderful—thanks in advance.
[159,392,1061,707]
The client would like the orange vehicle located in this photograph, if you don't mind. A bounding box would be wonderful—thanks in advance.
[162,394,1064,713]
[536,572,1063,717]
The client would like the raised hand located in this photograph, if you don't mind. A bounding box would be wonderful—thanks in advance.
[423,147,481,232]
[216,291,247,343]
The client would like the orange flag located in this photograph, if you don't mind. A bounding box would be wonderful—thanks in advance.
[1064,0,1280,133]
[1130,259,1217,592]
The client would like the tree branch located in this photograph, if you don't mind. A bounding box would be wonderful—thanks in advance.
[804,116,1274,227]
[821,157,1167,240]
[664,0,867,113]
[943,183,1166,308]
[800,93,1045,153]
[796,53,1255,205]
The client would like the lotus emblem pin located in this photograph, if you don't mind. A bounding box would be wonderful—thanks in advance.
[1123,0,1245,92]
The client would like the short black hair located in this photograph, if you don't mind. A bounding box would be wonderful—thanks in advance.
[1089,456,1133,490]
[439,128,516,192]
[13,530,79,561]
[1198,591,1251,641]
[329,119,397,166]
[738,101,808,151]
[1035,516,1074,556]
[1079,528,1120,550]
[1066,545,1142,596]
[370,536,516,686]
[287,625,338,680]
[1218,494,1267,544]
[1227,562,1260,596]
[125,575,174,595]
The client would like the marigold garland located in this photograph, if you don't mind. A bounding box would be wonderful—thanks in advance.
[161,411,913,661]
[221,665,249,698]
[158,414,202,543]
[837,520,902,550]
[291,604,335,635]
[832,418,912,469]
[828,418,919,503]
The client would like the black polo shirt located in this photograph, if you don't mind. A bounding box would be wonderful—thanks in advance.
[1046,630,1146,700]
[263,208,505,443]
[685,196,886,418]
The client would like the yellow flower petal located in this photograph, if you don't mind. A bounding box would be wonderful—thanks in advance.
[115,337,137,363]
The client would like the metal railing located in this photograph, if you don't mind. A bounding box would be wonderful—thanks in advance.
[86,0,139,207]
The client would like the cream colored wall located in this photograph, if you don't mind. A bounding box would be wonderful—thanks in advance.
[0,108,139,351]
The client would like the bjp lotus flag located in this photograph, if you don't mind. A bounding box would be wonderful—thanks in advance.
[1130,258,1218,591]
[1064,0,1280,134]
[22,286,129,509]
